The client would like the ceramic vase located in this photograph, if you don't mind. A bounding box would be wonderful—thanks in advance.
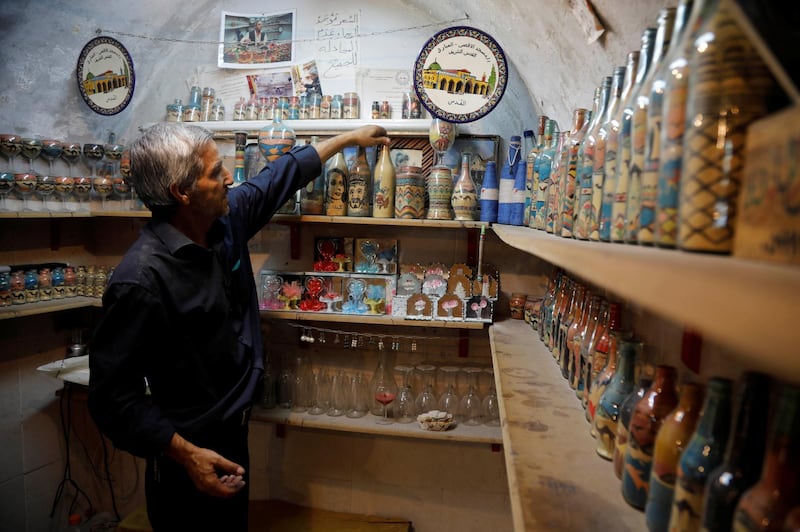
[395,165,426,219]
[426,165,453,220]
[622,365,679,509]
[668,377,733,531]
[644,381,705,532]
[451,153,478,221]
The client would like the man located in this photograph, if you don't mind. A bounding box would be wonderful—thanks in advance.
[88,122,388,531]
[240,19,267,45]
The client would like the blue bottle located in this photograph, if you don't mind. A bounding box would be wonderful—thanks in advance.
[479,161,499,223]
[497,135,521,225]
[509,158,527,226]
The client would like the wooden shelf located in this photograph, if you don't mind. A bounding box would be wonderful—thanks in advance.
[270,214,488,229]
[142,119,431,138]
[261,310,487,329]
[490,319,644,531]
[492,225,800,382]
[251,405,501,445]
[0,297,100,320]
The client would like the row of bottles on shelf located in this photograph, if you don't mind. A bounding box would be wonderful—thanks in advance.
[537,268,800,531]
[258,337,500,428]
[248,111,481,221]
[0,264,110,307]
[489,0,787,256]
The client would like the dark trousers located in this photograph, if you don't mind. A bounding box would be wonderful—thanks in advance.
[145,417,250,532]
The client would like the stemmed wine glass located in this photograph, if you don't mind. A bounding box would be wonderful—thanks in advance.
[35,174,56,211]
[20,137,43,173]
[93,162,114,210]
[0,172,14,211]
[373,376,398,425]
[40,139,63,176]
[53,176,75,212]
[105,134,128,208]
[82,143,104,177]
[428,118,456,167]
[0,134,22,172]
[61,142,82,176]
[14,172,37,211]
[459,367,484,426]
[72,176,92,212]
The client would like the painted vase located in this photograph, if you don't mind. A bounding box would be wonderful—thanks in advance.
[427,165,453,220]
[372,144,395,218]
[258,109,295,162]
[395,165,425,219]
[701,371,771,532]
[347,146,371,217]
[644,381,705,532]
[622,365,679,509]
[451,153,478,221]
[615,377,653,479]
[668,377,733,531]
[325,151,349,216]
[594,337,639,460]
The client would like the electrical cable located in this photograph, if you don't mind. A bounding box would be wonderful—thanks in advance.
[99,431,122,522]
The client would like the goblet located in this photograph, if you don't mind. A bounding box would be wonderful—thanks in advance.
[104,134,124,176]
[414,364,438,414]
[14,172,37,211]
[0,172,14,211]
[72,176,92,212]
[53,176,75,211]
[40,139,63,175]
[20,137,43,173]
[459,367,484,426]
[393,364,417,423]
[93,163,114,210]
[0,134,22,172]
[373,377,398,425]
[428,118,456,166]
[437,365,461,420]
[82,143,104,177]
[61,142,82,176]
[35,174,56,211]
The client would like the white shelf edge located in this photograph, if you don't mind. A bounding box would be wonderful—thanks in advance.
[492,224,800,381]
[140,119,432,136]
[490,319,645,532]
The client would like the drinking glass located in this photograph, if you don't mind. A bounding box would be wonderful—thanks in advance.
[72,176,92,212]
[394,364,417,423]
[0,172,14,211]
[460,367,484,426]
[481,367,501,426]
[414,364,438,414]
[14,172,36,211]
[437,365,461,420]
[61,142,82,176]
[308,370,330,415]
[327,370,349,417]
[82,143,104,177]
[20,137,43,173]
[428,118,456,166]
[40,139,63,175]
[35,174,56,211]
[345,372,370,418]
[373,374,398,425]
[0,133,22,172]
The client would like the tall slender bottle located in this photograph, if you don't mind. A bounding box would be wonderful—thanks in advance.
[520,129,536,226]
[558,107,589,238]
[638,0,698,245]
[509,138,529,226]
[645,382,706,532]
[595,338,640,460]
[626,6,678,243]
[733,382,800,531]
[589,66,626,240]
[598,50,641,241]
[574,76,612,240]
[622,365,679,509]
[545,131,569,233]
[611,26,657,242]
[701,372,772,532]
[677,1,773,253]
[576,298,606,396]
[615,376,653,479]
[372,144,395,218]
[325,150,349,216]
[564,287,591,381]
[654,0,721,248]
[347,146,371,217]
[533,120,558,230]
[527,116,548,228]
[587,302,625,421]
[539,268,560,343]
[300,136,326,214]
[451,152,478,221]
[497,135,522,225]
[669,377,733,532]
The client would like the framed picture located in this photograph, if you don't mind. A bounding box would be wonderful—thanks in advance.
[246,70,294,99]
[441,134,500,192]
[389,137,433,175]
[76,36,135,116]
[219,10,295,69]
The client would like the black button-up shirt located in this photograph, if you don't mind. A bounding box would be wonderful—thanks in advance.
[88,144,320,457]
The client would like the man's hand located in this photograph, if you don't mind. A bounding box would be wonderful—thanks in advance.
[165,433,246,498]
[313,125,390,162]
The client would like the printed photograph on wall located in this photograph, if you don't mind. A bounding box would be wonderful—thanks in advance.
[219,10,296,69]
[246,70,294,98]
[292,59,323,95]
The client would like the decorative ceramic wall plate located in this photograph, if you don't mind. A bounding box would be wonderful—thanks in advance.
[413,26,507,123]
[76,36,135,115]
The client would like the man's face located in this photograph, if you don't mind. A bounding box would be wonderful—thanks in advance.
[255,21,263,32]
[187,142,233,219]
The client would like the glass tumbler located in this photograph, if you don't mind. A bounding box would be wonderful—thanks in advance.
[460,366,484,426]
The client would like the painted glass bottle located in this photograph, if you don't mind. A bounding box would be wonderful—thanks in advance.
[615,376,653,480]
[479,160,499,223]
[258,102,296,163]
[347,145,371,217]
[548,130,570,234]
[372,144,395,218]
[533,120,558,230]
[654,0,720,248]
[598,49,641,242]
[622,365,679,509]
[612,26,658,242]
[497,135,522,225]
[300,136,326,215]
[564,286,590,381]
[595,337,640,460]
[558,282,583,372]
[644,382,706,532]
[590,66,626,240]
[701,372,772,532]
[510,143,529,226]
[539,268,560,344]
[574,76,612,240]
[626,6,678,243]
[677,1,773,253]
[527,115,548,228]
[451,152,478,221]
[586,301,623,419]
[576,298,606,397]
[324,150,349,216]
[733,382,800,531]
[517,129,535,227]
[668,377,733,531]
[559,107,590,238]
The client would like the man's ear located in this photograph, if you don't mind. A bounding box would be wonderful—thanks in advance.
[169,183,190,205]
